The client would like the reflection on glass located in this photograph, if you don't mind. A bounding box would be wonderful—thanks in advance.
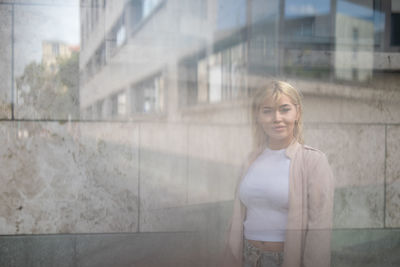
[391,0,400,45]
[79,0,400,118]
[335,0,374,82]
[285,0,330,18]
[1,1,400,266]
[143,0,162,18]
[217,0,247,30]
[131,74,164,114]
[4,0,399,122]
[14,3,80,120]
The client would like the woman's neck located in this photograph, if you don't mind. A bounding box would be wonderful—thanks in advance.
[268,137,294,150]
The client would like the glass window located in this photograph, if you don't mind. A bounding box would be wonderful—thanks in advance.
[117,92,126,115]
[111,91,126,117]
[391,0,400,45]
[96,99,104,119]
[143,0,161,18]
[116,25,126,47]
[131,74,164,113]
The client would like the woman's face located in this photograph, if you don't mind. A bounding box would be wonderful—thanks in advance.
[257,94,299,150]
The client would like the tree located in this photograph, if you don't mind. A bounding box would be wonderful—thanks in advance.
[16,51,80,120]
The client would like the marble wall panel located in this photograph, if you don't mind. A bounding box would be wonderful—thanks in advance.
[304,124,386,228]
[13,3,80,120]
[181,102,251,125]
[75,122,139,233]
[0,4,12,119]
[139,200,231,232]
[292,79,400,124]
[303,94,400,124]
[187,124,251,205]
[187,158,241,205]
[139,123,188,231]
[0,121,139,234]
[0,121,83,234]
[386,125,400,227]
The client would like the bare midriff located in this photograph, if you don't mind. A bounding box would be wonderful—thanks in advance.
[247,240,284,252]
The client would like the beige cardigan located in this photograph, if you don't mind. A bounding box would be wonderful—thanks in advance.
[223,141,334,267]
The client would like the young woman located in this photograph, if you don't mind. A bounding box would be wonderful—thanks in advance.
[223,81,334,267]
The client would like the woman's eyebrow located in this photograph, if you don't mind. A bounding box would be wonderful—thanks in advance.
[279,104,291,108]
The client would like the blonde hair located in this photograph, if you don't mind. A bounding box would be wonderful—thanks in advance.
[251,80,304,151]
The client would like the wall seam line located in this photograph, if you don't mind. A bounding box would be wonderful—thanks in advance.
[11,3,14,120]
[185,123,189,204]
[383,124,387,228]
[137,123,141,233]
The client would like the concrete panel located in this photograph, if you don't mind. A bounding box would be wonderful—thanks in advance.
[0,4,12,119]
[0,235,76,267]
[187,124,251,205]
[305,124,385,228]
[75,232,214,267]
[1,228,399,267]
[332,229,400,267]
[76,203,231,266]
[138,203,230,266]
[0,121,139,234]
[13,4,80,120]
[386,125,400,227]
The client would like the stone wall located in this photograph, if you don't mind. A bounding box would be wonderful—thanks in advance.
[1,118,399,233]
[0,0,399,266]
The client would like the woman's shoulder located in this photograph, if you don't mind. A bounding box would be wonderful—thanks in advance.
[299,144,335,189]
[299,144,329,165]
[302,144,324,154]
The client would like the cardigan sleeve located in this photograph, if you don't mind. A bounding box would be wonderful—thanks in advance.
[303,152,335,267]
[222,195,244,267]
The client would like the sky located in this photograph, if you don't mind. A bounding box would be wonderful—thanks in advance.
[217,0,247,30]
[337,0,374,20]
[285,0,330,18]
[14,1,80,76]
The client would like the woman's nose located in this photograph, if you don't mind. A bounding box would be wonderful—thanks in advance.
[273,110,282,121]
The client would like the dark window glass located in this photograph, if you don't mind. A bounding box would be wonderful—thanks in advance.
[391,13,400,45]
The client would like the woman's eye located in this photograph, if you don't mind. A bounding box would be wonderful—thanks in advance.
[280,108,290,113]
[262,109,272,114]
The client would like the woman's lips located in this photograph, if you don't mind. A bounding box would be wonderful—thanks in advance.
[272,126,286,131]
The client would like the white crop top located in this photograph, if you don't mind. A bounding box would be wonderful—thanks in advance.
[239,147,290,242]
